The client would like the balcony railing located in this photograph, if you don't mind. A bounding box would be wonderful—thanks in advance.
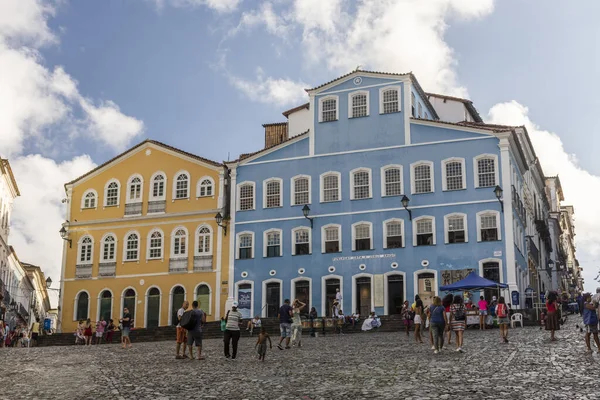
[169,258,188,273]
[18,302,29,318]
[194,256,213,272]
[527,237,539,266]
[148,200,166,214]
[75,264,93,279]
[99,262,116,277]
[125,202,143,216]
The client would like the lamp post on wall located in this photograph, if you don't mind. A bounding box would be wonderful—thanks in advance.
[59,226,72,248]
[302,205,314,229]
[494,186,504,213]
[214,212,228,236]
[401,195,412,221]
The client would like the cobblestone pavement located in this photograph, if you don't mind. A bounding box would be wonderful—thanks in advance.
[1,319,598,400]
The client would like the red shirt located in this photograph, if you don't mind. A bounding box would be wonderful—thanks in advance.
[546,301,556,312]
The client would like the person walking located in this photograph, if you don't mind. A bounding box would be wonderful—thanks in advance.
[450,295,466,352]
[400,300,412,336]
[175,300,189,359]
[255,326,272,361]
[413,295,424,344]
[309,307,318,337]
[442,294,454,345]
[120,307,133,349]
[546,292,560,341]
[187,300,206,360]
[277,299,293,350]
[83,319,93,346]
[496,296,510,343]
[335,288,342,308]
[95,317,106,345]
[478,296,488,330]
[105,319,115,344]
[582,293,600,354]
[291,299,306,347]
[223,301,243,360]
[429,296,447,354]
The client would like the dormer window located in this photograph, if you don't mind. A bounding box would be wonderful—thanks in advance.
[380,87,400,114]
[319,96,338,122]
[411,93,416,117]
[349,91,369,118]
[418,103,422,118]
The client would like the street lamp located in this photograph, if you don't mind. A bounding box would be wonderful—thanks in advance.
[494,185,504,213]
[59,226,72,248]
[302,205,314,229]
[214,212,227,236]
[46,277,52,288]
[401,195,412,221]
[9,300,16,312]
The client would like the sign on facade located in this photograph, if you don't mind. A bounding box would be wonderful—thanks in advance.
[440,269,475,286]
[374,274,384,307]
[332,254,396,262]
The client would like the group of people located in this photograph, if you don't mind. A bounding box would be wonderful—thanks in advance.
[0,321,42,348]
[74,307,133,349]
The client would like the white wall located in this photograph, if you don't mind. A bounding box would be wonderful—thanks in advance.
[288,108,311,138]
[428,97,473,123]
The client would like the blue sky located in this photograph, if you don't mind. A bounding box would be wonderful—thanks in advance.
[1,0,599,296]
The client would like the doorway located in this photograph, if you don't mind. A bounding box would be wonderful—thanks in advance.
[483,262,500,302]
[294,280,310,316]
[325,278,340,316]
[387,275,404,315]
[99,290,112,322]
[146,287,161,328]
[417,272,435,306]
[171,286,185,325]
[123,288,136,324]
[266,282,281,318]
[356,277,372,316]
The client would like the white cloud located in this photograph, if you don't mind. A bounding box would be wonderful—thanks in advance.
[227,71,308,106]
[0,0,56,47]
[228,2,289,39]
[152,0,242,13]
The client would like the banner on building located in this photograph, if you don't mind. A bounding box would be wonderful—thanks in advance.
[440,269,475,286]
[237,288,252,319]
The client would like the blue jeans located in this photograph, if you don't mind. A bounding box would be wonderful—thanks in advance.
[431,323,445,351]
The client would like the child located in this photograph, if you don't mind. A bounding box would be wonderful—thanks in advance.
[255,327,272,361]
[583,293,600,354]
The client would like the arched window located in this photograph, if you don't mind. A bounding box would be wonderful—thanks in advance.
[413,216,436,246]
[196,226,212,255]
[264,178,282,208]
[445,214,467,244]
[264,229,282,258]
[82,190,97,209]
[238,182,255,211]
[352,222,372,251]
[196,284,210,314]
[477,211,501,242]
[380,87,399,114]
[411,162,433,194]
[148,230,163,259]
[78,236,93,264]
[75,291,89,321]
[171,286,185,325]
[127,176,143,203]
[197,177,214,197]
[99,290,112,321]
[237,232,254,259]
[475,155,498,188]
[320,172,341,202]
[150,173,166,200]
[292,176,310,206]
[384,219,403,249]
[382,166,402,197]
[349,91,368,118]
[322,224,341,253]
[104,180,120,207]
[174,172,190,199]
[292,227,311,255]
[101,234,116,262]
[442,158,465,191]
[319,96,338,122]
[172,228,187,258]
[124,232,139,261]
[123,288,136,320]
[350,168,371,200]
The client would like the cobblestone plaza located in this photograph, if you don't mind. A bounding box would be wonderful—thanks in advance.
[1,320,596,400]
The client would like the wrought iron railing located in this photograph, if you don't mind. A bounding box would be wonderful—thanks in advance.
[99,262,116,277]
[169,258,188,273]
[148,200,166,214]
[194,256,213,272]
[125,202,143,216]
[75,264,93,279]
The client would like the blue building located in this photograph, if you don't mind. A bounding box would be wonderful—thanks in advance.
[226,70,535,319]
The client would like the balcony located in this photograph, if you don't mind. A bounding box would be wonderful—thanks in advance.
[99,262,116,277]
[535,219,552,250]
[18,302,28,318]
[75,264,93,279]
[527,237,539,266]
[194,256,213,272]
[169,258,188,273]
[148,200,166,214]
[125,202,142,217]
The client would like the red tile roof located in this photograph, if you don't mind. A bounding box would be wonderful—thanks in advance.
[235,131,310,162]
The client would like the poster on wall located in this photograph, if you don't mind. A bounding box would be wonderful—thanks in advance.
[238,288,252,319]
[441,269,475,286]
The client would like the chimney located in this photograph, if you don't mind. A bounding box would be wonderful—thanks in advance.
[263,122,288,148]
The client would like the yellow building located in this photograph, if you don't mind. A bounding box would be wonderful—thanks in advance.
[59,140,229,332]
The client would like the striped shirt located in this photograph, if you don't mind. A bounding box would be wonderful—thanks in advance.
[225,310,243,331]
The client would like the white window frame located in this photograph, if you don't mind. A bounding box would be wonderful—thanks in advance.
[349,167,372,200]
[476,210,502,242]
[77,235,94,265]
[380,164,403,197]
[321,224,342,253]
[441,157,466,191]
[103,179,120,207]
[411,92,416,117]
[410,161,435,194]
[320,171,342,203]
[170,226,189,258]
[291,226,312,256]
[100,233,117,262]
[149,171,167,201]
[195,224,213,256]
[146,228,164,260]
[194,282,212,316]
[290,175,311,206]
[351,221,373,251]
[196,176,215,198]
[263,228,283,258]
[412,216,436,246]
[263,177,283,209]
[81,189,98,209]
[318,95,339,123]
[123,230,140,262]
[236,181,256,211]
[73,290,91,322]
[382,218,404,249]
[126,174,144,204]
[236,231,255,260]
[379,86,401,114]
[348,90,370,118]
[172,170,191,200]
[418,102,422,118]
[473,154,499,189]
[444,213,468,244]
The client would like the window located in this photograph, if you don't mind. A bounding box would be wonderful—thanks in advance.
[125,232,139,261]
[321,172,341,202]
[411,92,416,117]
[238,182,255,211]
[293,228,310,255]
[104,180,120,207]
[349,92,368,118]
[322,225,341,253]
[411,162,433,194]
[127,176,142,203]
[196,285,210,315]
[172,228,187,257]
[174,172,190,199]
[238,232,254,259]
[101,234,116,262]
[380,87,399,114]
[78,236,93,264]
[353,222,372,251]
[445,214,467,244]
[75,291,89,321]
[351,168,371,200]
[264,178,282,208]
[197,177,214,197]
[292,176,310,206]
[478,212,500,242]
[384,219,403,249]
[264,230,282,257]
[82,190,97,209]
[418,103,422,118]
[442,158,466,191]
[150,173,166,200]
[414,217,435,246]
[382,165,402,196]
[320,96,338,122]
[148,230,163,259]
[475,155,498,188]
[196,226,211,255]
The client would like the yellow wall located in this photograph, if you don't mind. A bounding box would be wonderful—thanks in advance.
[60,143,229,332]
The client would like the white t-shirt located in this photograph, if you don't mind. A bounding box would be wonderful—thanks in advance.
[336,292,342,302]
[176,307,185,327]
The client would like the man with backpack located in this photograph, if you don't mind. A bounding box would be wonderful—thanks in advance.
[175,300,189,359]
[183,301,206,360]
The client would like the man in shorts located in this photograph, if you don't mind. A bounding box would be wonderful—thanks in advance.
[277,299,293,350]
[120,308,133,349]
[176,300,189,359]
[187,301,206,360]
[583,293,600,354]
